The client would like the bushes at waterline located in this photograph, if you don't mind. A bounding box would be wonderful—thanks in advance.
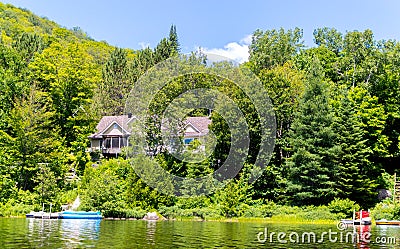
[101,206,147,219]
[159,199,355,221]
[78,158,173,217]
[370,200,400,220]
[0,200,34,217]
[328,198,360,218]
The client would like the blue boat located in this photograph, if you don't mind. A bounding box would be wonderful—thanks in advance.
[60,211,103,220]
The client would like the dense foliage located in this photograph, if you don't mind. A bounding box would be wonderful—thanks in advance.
[0,3,399,219]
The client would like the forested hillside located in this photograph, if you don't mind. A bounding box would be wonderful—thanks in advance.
[0,2,180,215]
[0,2,400,219]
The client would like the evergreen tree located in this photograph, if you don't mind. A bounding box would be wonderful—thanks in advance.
[332,86,379,206]
[169,24,180,54]
[99,47,130,115]
[154,25,180,63]
[286,57,338,206]
[154,38,173,63]
[131,25,180,85]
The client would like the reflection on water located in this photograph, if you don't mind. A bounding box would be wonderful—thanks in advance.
[60,219,101,247]
[1,219,400,248]
[145,220,157,246]
[355,225,371,249]
[27,219,59,248]
[25,218,101,248]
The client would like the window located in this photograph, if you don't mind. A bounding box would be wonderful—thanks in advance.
[112,137,119,148]
[103,138,111,148]
[113,123,118,129]
[184,138,194,145]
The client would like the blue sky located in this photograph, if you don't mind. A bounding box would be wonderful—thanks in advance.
[2,0,400,62]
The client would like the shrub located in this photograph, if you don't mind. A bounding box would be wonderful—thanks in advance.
[371,201,398,220]
[125,207,147,219]
[328,198,360,218]
[175,196,211,209]
[272,205,302,216]
[158,206,220,219]
[260,201,279,217]
[0,200,33,217]
[192,207,220,219]
[241,205,265,218]
[158,206,192,219]
[241,201,280,218]
[300,205,337,220]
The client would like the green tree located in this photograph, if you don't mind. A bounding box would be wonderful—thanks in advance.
[369,41,400,163]
[125,156,175,210]
[338,30,378,87]
[131,26,180,84]
[154,25,180,62]
[80,159,128,216]
[34,163,58,205]
[8,86,63,191]
[331,86,380,206]
[0,131,16,203]
[313,27,343,54]
[249,27,304,73]
[286,57,338,206]
[12,32,44,64]
[0,47,28,129]
[169,24,180,54]
[295,46,339,84]
[214,177,252,217]
[99,47,131,115]
[252,63,304,200]
[29,41,100,146]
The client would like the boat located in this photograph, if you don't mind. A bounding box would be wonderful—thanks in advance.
[375,219,400,226]
[26,211,43,218]
[26,203,60,219]
[26,211,60,219]
[59,211,103,220]
[35,212,60,219]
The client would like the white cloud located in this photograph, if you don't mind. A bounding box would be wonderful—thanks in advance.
[200,34,252,64]
[138,42,150,49]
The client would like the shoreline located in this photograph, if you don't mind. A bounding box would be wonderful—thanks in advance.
[2,216,337,224]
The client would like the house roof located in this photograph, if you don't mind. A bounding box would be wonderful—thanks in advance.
[89,115,211,139]
[89,115,134,139]
[184,116,211,137]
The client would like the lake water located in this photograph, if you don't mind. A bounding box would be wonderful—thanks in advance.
[1,218,400,248]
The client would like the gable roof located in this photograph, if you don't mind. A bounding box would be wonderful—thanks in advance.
[89,115,211,139]
[184,116,211,137]
[89,115,134,138]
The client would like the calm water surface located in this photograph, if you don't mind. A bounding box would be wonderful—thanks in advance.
[1,218,400,248]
